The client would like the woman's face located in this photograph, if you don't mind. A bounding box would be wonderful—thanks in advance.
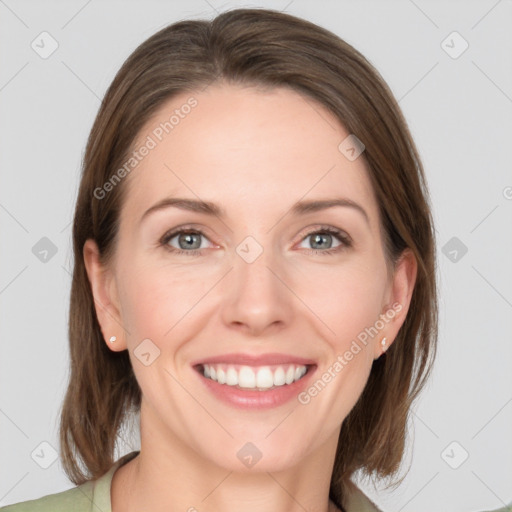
[85,83,415,472]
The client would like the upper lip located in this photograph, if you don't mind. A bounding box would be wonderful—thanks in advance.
[191,353,317,367]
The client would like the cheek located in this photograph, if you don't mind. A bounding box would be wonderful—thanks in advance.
[297,260,388,342]
[119,275,160,335]
[116,262,210,342]
[300,266,385,421]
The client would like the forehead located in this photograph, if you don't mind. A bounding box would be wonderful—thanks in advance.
[122,83,378,227]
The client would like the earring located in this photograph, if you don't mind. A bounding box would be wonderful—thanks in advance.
[109,336,117,343]
[381,337,387,352]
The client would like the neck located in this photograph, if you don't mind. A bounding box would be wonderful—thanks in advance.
[112,398,343,512]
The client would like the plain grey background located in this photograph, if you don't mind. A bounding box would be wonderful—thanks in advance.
[1,1,511,511]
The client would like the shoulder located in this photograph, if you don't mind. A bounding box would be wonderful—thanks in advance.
[343,481,382,512]
[343,481,512,512]
[0,481,95,512]
[0,451,140,512]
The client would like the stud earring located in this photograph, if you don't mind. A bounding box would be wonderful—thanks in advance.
[381,337,387,352]
[109,336,117,343]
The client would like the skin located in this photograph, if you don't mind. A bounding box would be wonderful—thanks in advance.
[84,82,417,512]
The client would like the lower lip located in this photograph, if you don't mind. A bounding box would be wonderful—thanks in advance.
[195,366,317,410]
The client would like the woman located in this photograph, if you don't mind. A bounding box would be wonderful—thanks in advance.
[1,8,439,512]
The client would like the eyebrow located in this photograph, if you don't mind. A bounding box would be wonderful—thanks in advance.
[139,197,369,225]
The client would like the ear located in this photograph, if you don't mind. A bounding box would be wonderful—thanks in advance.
[83,238,127,352]
[373,248,418,359]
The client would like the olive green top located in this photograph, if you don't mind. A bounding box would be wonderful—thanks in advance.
[1,451,510,512]
[0,450,384,511]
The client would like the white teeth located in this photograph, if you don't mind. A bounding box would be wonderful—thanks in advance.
[226,367,238,385]
[201,363,309,390]
[238,366,256,388]
[273,367,286,386]
[256,367,274,389]
[295,366,306,380]
[216,367,226,384]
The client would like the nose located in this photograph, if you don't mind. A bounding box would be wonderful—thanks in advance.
[220,244,294,337]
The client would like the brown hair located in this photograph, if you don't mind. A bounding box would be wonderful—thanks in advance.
[59,7,438,507]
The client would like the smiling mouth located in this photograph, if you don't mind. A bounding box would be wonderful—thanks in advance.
[194,363,313,391]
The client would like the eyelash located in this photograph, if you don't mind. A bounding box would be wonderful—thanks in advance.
[159,225,352,257]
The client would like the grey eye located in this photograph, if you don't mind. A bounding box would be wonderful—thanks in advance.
[167,231,205,251]
[298,231,342,251]
[309,233,335,250]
